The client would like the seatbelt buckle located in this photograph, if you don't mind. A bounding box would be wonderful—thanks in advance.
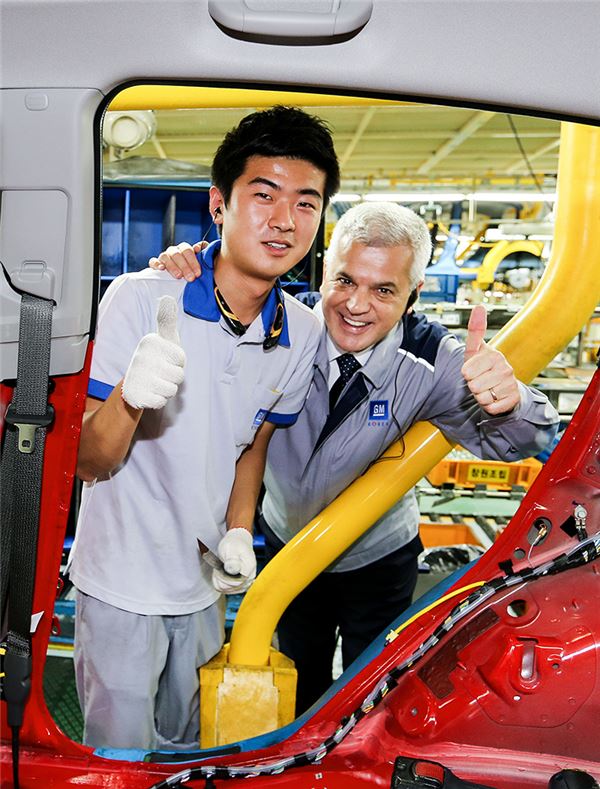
[4,403,55,454]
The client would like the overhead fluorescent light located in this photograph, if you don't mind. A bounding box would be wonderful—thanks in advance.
[363,192,466,202]
[330,193,362,203]
[499,222,554,235]
[467,191,557,203]
[347,191,558,204]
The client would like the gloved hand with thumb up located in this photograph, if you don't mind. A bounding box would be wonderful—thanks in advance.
[121,296,186,409]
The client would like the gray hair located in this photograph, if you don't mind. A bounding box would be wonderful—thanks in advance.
[326,202,432,288]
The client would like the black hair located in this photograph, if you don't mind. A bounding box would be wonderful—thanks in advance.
[211,105,340,209]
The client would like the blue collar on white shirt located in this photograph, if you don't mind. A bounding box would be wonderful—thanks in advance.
[182,240,291,348]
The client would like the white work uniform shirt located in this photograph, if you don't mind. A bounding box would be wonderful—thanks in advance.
[69,241,321,615]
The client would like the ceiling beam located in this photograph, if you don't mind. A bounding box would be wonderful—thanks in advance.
[505,138,560,174]
[416,110,495,175]
[339,107,378,168]
[145,130,451,144]
[140,130,558,146]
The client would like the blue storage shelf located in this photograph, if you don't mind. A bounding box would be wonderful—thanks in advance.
[102,181,217,284]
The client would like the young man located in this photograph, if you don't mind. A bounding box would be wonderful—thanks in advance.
[152,201,559,715]
[69,106,340,750]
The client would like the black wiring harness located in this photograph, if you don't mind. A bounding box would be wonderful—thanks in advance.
[149,533,600,789]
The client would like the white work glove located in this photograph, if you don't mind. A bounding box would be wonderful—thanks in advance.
[121,296,186,409]
[212,528,256,594]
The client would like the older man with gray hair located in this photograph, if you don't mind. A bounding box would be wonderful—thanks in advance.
[152,201,559,715]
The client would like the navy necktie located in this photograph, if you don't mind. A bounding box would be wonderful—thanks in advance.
[329,353,361,411]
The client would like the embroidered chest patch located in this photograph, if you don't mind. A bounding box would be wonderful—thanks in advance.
[368,400,389,426]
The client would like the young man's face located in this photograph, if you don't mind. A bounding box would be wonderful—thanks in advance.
[211,155,325,283]
[320,240,419,353]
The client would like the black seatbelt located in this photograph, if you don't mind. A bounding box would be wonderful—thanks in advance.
[1,293,55,789]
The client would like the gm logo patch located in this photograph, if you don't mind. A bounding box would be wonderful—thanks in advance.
[253,409,268,429]
[369,400,389,422]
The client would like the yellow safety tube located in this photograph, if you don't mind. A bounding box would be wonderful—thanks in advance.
[229,121,600,667]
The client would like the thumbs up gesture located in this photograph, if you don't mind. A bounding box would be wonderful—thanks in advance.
[460,305,521,415]
[121,296,186,409]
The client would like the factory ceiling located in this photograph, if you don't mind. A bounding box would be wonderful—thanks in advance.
[103,97,561,198]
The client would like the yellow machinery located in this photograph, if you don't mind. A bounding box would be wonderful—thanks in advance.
[469,239,544,289]
[461,239,544,290]
[455,222,545,289]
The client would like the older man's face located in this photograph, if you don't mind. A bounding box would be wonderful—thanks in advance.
[320,241,417,353]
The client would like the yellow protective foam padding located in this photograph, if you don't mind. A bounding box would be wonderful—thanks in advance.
[199,645,296,748]
[228,121,600,668]
[109,85,400,111]
[475,239,544,287]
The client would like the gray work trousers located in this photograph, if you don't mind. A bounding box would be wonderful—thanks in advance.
[74,590,225,751]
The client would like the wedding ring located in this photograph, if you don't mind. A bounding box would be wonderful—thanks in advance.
[489,388,498,402]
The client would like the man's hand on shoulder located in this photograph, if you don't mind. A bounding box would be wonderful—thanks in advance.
[460,305,521,416]
[148,241,206,282]
[121,295,186,410]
